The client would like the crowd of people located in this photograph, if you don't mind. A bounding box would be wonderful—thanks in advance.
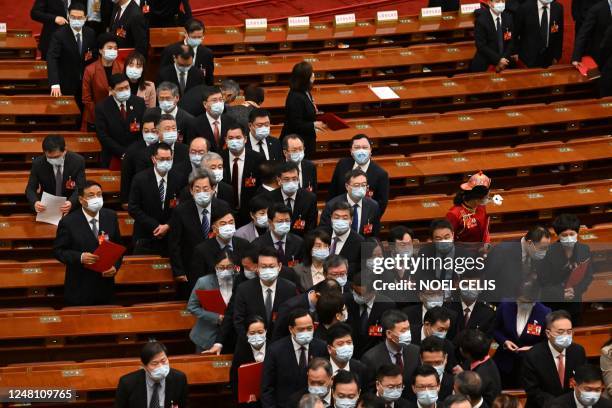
[22,0,612,407]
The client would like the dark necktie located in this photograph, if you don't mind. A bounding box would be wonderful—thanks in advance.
[149,381,160,408]
[159,179,165,207]
[231,157,239,207]
[90,218,98,238]
[496,16,504,54]
[179,71,186,95]
[330,236,340,255]
[299,346,307,372]
[464,307,471,328]
[113,6,122,26]
[351,203,359,232]
[257,140,267,159]
[265,287,273,323]
[286,197,293,213]
[76,32,82,56]
[201,208,209,238]
[360,304,369,335]
[55,165,63,196]
[395,352,404,371]
[541,6,549,47]
[276,241,285,262]
[120,103,127,120]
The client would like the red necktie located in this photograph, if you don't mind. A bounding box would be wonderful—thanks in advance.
[120,103,126,120]
[557,354,565,387]
[213,121,220,147]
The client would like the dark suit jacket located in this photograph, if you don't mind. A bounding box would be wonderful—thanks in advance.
[447,300,496,337]
[114,367,188,408]
[233,277,297,340]
[230,336,258,400]
[264,188,317,237]
[25,151,85,211]
[484,239,535,301]
[280,90,317,157]
[252,231,304,266]
[149,106,196,145]
[493,301,551,374]
[538,241,594,302]
[157,64,205,97]
[345,293,397,359]
[109,0,148,56]
[127,167,185,242]
[271,292,311,342]
[178,84,207,117]
[515,0,564,68]
[222,148,265,223]
[428,0,460,12]
[472,358,502,407]
[327,157,390,215]
[246,135,284,162]
[190,236,252,284]
[300,159,318,194]
[471,9,515,72]
[168,197,231,278]
[360,341,421,395]
[335,230,364,278]
[120,140,151,204]
[46,25,97,95]
[53,208,123,306]
[522,341,587,408]
[319,194,381,238]
[160,42,214,86]
[261,336,328,408]
[402,304,459,344]
[216,181,236,208]
[571,0,612,64]
[545,391,612,408]
[95,95,146,167]
[571,0,600,25]
[192,113,236,152]
[30,0,69,58]
[145,142,192,184]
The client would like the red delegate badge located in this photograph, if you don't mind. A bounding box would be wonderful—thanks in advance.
[526,322,542,336]
[98,231,109,245]
[84,49,93,61]
[244,176,256,188]
[65,177,76,190]
[130,119,140,132]
[293,217,305,231]
[368,324,383,337]
[503,29,512,41]
[363,222,373,235]
[169,196,179,209]
[550,21,559,33]
[142,3,150,13]
[116,27,127,39]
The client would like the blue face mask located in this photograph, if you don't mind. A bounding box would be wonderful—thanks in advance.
[217,224,236,241]
[216,269,234,280]
[186,36,202,48]
[425,297,444,310]
[69,18,85,30]
[398,330,412,345]
[461,290,479,301]
[560,234,578,247]
[142,132,158,145]
[578,390,601,406]
[149,364,170,381]
[125,66,142,80]
[295,330,314,346]
[281,181,299,195]
[156,160,173,174]
[332,219,351,235]
[114,89,130,103]
[432,330,447,339]
[334,344,354,362]
[308,385,328,398]
[416,390,438,406]
[189,154,203,167]
[381,387,403,402]
[335,397,358,408]
[254,126,270,141]
[289,151,304,163]
[176,64,191,73]
[335,275,348,287]
[227,138,244,152]
[352,290,367,305]
[350,186,366,200]
[247,333,266,349]
[210,101,225,116]
[274,222,291,236]
[159,100,176,113]
[194,191,211,207]
[162,131,177,145]
[553,334,572,349]
[352,149,370,165]
[259,267,279,282]
[312,247,330,261]
[433,364,445,378]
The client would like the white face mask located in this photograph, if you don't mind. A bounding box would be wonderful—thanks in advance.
[126,66,143,80]
[86,197,103,213]
[492,2,506,13]
[103,48,118,61]
[212,169,224,183]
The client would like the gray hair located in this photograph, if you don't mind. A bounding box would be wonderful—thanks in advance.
[221,79,240,95]
[323,255,349,274]
[188,167,218,189]
[454,371,482,401]
[443,394,471,408]
[298,394,323,408]
[200,151,223,168]
[157,81,179,98]
[307,357,333,377]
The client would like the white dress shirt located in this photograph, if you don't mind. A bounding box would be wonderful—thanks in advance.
[331,228,351,254]
[229,148,246,205]
[115,1,130,21]
[352,159,371,173]
[516,304,533,336]
[330,357,351,376]
[249,133,269,160]
[207,111,222,138]
[218,278,233,305]
[573,392,587,408]
[175,64,190,85]
[346,194,363,231]
[297,162,304,188]
[251,343,266,363]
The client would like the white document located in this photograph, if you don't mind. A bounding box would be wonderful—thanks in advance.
[370,86,400,100]
[36,192,66,226]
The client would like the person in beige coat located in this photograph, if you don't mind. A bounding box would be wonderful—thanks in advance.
[124,51,156,109]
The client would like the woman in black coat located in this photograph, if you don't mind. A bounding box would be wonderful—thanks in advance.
[280,61,325,158]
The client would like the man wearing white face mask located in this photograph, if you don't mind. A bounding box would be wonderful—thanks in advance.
[200,151,236,209]
[282,134,318,194]
[128,143,186,255]
[402,289,458,345]
[95,73,146,169]
[253,203,304,267]
[420,337,455,402]
[548,364,612,408]
[320,169,381,238]
[246,108,283,161]
[157,45,205,97]
[144,114,192,181]
[115,341,188,407]
[193,86,236,152]
[374,364,410,408]
[470,0,516,72]
[325,323,369,388]
[322,201,364,277]
[265,161,318,237]
[188,137,209,173]
[54,181,123,306]
[156,81,197,145]
[523,310,587,408]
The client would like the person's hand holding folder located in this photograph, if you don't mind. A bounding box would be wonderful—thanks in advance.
[86,240,126,276]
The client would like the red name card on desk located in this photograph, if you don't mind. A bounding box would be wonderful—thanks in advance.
[195,289,227,315]
[238,362,264,403]
[88,240,126,273]
[317,112,350,131]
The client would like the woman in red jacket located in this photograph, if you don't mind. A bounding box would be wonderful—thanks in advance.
[446,171,492,243]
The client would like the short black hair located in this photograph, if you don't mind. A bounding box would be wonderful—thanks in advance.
[248,107,271,124]
[140,340,168,365]
[78,180,102,196]
[376,363,403,382]
[389,226,414,242]
[97,32,118,49]
[203,86,223,101]
[381,309,408,332]
[152,142,173,157]
[443,394,471,407]
[225,122,246,138]
[313,278,342,296]
[175,44,194,60]
[351,134,372,146]
[459,329,491,360]
[326,322,353,345]
[288,307,311,327]
[430,218,454,235]
[552,213,581,235]
[259,162,280,185]
[241,247,259,264]
[330,200,354,217]
[267,203,291,220]
[420,336,447,356]
[184,18,204,33]
[344,168,367,184]
[246,315,267,331]
[214,249,235,268]
[142,108,161,125]
[282,134,304,150]
[333,369,359,391]
[68,1,86,13]
[545,309,572,329]
[524,225,551,242]
[454,371,482,400]
[109,73,129,89]
[289,61,313,92]
[211,207,234,224]
[316,292,345,325]
[249,194,270,214]
[42,134,66,153]
[574,364,603,384]
[423,306,452,326]
[356,394,386,408]
[245,84,265,104]
[412,365,439,385]
[303,228,332,266]
[258,246,280,263]
[277,161,300,178]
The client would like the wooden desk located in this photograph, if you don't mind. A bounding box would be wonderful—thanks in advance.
[0,36,37,59]
[0,60,48,93]
[150,11,475,56]
[0,170,120,196]
[0,96,80,130]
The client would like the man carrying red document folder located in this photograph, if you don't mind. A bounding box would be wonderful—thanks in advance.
[54,180,125,306]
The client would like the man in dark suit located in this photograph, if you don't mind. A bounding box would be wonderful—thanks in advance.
[324,200,364,277]
[190,208,251,287]
[470,0,515,72]
[447,280,496,337]
[361,310,421,397]
[246,108,283,162]
[222,123,264,225]
[571,0,612,67]
[410,366,444,408]
[261,308,329,408]
[415,307,458,370]
[114,341,188,408]
[252,203,304,267]
[192,86,237,152]
[30,0,70,59]
[160,18,214,85]
[168,168,231,295]
[546,364,612,408]
[287,358,334,408]
[326,322,370,389]
[26,134,85,215]
[327,135,389,216]
[95,73,146,168]
[320,169,381,238]
[157,45,204,98]
[282,133,318,194]
[372,364,413,408]
[47,2,97,109]
[458,329,501,407]
[146,0,193,28]
[108,0,147,56]
[264,162,317,237]
[53,181,122,306]
[128,142,186,255]
[346,273,396,359]
[522,310,587,408]
[515,0,564,68]
[453,370,488,408]
[420,337,454,402]
[145,114,192,183]
[157,81,196,145]
[233,246,297,340]
[200,151,235,208]
[571,0,600,37]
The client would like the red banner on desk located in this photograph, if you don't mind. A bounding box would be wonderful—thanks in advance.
[238,362,264,403]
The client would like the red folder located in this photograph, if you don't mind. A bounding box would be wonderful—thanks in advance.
[238,362,264,403]
[195,289,227,315]
[564,259,591,289]
[88,240,126,273]
[317,112,349,131]
[576,56,600,80]
[109,156,122,171]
